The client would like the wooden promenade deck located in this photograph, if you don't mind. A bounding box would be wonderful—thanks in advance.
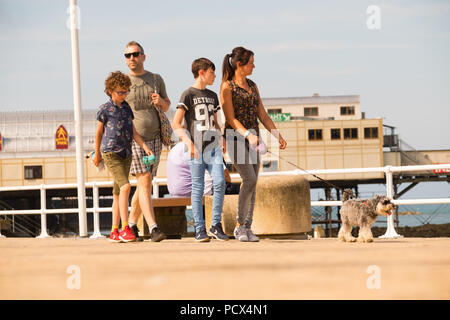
[1,237,449,300]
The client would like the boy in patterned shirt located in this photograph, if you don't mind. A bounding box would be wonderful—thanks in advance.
[172,58,227,242]
[93,71,153,243]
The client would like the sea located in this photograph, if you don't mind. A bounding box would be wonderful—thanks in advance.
[186,182,450,232]
[185,204,450,233]
[311,204,450,227]
[312,181,450,228]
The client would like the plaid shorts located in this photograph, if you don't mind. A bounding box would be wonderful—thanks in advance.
[130,136,162,176]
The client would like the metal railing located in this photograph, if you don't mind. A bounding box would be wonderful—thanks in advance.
[0,164,449,239]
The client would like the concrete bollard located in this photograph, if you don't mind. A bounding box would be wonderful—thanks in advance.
[205,175,311,237]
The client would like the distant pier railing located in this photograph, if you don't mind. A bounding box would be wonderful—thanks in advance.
[0,164,449,239]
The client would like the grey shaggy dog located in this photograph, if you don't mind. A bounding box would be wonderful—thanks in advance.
[338,189,396,243]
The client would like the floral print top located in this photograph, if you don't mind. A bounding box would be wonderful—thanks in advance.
[96,99,134,158]
[225,78,260,137]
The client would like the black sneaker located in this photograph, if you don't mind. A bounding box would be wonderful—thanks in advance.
[209,223,229,241]
[130,225,144,242]
[151,227,167,242]
[195,228,211,242]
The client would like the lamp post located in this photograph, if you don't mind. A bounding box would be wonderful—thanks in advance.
[69,0,87,237]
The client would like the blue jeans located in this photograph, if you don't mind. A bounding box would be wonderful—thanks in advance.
[188,146,226,233]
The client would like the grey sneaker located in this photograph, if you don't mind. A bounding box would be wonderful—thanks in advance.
[234,225,249,242]
[195,228,211,242]
[209,223,229,241]
[246,228,260,242]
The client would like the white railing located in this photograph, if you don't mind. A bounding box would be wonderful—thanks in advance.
[0,164,449,239]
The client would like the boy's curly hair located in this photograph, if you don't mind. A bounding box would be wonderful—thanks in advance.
[104,71,131,97]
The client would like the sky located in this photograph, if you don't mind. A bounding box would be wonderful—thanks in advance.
[0,0,449,151]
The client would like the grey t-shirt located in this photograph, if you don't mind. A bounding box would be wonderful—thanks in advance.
[126,71,168,141]
[177,87,221,152]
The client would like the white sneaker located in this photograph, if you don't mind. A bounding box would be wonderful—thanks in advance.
[246,228,260,242]
[234,225,248,242]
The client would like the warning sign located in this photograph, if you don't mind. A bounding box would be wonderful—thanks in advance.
[55,125,69,149]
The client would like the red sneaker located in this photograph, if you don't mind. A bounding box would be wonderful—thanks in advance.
[119,225,136,242]
[109,229,121,243]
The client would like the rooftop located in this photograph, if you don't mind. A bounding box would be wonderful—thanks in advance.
[262,94,360,105]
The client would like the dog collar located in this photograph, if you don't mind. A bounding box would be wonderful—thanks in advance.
[363,201,369,207]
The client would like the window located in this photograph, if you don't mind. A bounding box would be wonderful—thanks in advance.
[308,129,323,141]
[344,128,358,139]
[330,128,341,140]
[340,106,355,115]
[268,108,282,114]
[364,127,379,139]
[24,166,43,180]
[304,107,318,116]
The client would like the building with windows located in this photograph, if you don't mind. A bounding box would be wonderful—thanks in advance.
[258,93,384,183]
[0,93,384,187]
[0,110,114,186]
[263,93,362,120]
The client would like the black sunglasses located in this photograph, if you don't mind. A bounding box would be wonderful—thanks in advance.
[124,52,142,59]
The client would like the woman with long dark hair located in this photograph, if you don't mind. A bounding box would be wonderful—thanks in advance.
[220,46,287,242]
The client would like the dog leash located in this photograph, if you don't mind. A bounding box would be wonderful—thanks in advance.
[264,148,345,191]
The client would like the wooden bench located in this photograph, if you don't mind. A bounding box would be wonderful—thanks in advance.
[151,197,191,207]
[138,196,204,239]
[151,196,205,207]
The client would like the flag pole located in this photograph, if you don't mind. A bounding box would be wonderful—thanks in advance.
[69,0,87,237]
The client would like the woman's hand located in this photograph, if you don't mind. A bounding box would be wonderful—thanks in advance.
[278,135,287,150]
[247,133,259,148]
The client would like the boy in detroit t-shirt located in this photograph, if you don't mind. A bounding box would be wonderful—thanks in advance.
[172,58,227,242]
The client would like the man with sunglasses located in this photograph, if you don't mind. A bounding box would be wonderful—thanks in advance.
[124,41,171,242]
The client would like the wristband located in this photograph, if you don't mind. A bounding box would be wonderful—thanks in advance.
[243,130,250,138]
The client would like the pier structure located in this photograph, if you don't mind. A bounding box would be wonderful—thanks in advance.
[260,94,450,234]
[0,93,449,237]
